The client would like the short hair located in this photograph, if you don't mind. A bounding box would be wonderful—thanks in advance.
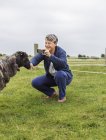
[45,34,58,44]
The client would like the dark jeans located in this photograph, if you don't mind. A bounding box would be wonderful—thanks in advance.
[32,70,73,99]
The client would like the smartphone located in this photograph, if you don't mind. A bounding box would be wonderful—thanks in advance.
[37,49,45,54]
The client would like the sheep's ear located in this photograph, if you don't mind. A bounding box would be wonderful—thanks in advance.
[20,52,26,57]
[15,51,23,56]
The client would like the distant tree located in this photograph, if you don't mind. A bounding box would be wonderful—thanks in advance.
[86,56,90,59]
[101,54,105,58]
[78,54,82,58]
[0,53,2,56]
[91,56,99,59]
[67,55,70,58]
[82,55,86,58]
[78,54,87,59]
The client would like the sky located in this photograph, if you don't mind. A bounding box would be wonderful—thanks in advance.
[0,0,106,57]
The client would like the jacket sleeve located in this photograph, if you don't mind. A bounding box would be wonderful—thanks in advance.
[30,54,44,66]
[49,51,67,69]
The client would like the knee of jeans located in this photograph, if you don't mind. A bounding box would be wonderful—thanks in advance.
[31,79,40,88]
[31,79,35,88]
[55,71,65,80]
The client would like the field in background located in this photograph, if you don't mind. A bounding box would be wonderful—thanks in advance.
[38,58,106,73]
[0,58,106,140]
[68,58,105,65]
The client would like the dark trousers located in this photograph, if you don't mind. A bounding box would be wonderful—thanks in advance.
[32,70,73,99]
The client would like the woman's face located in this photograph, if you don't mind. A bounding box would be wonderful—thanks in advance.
[45,39,56,53]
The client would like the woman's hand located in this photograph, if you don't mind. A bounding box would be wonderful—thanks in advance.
[30,63,34,70]
[44,49,51,57]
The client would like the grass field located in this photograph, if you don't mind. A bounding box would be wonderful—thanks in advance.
[0,59,106,140]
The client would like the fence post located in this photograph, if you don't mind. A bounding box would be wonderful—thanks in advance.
[34,44,38,56]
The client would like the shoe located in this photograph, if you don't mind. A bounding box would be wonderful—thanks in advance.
[58,97,66,103]
[45,91,58,99]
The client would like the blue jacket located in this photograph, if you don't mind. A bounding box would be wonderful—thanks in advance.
[31,46,73,77]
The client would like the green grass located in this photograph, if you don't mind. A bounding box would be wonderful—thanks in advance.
[0,66,106,140]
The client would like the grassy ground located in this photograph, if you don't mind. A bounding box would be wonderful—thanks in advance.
[0,64,106,140]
